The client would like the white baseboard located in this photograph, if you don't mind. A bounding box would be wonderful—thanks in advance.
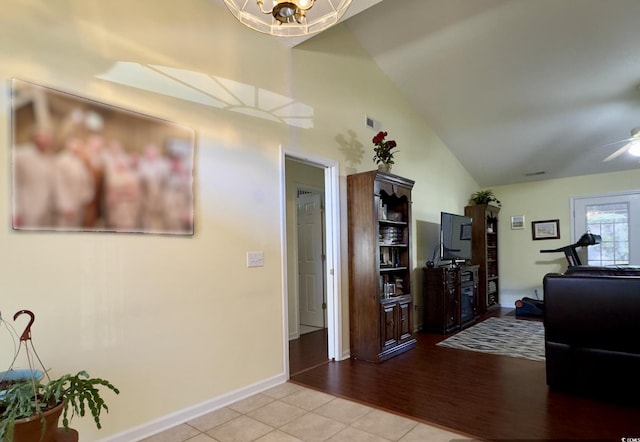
[96,373,288,442]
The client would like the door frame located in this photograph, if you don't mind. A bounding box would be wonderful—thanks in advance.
[280,146,343,378]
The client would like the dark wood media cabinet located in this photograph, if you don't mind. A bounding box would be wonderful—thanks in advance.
[422,264,479,334]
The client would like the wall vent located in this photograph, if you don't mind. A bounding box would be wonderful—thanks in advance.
[365,115,379,130]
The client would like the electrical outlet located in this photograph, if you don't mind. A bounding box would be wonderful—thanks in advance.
[247,251,264,268]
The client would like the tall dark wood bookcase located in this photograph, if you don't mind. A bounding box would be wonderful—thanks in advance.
[464,204,500,312]
[347,170,416,363]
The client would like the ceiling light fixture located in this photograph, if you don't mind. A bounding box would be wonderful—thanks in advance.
[628,141,640,157]
[628,127,640,157]
[223,0,352,37]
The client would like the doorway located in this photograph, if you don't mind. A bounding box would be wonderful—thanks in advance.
[296,188,327,334]
[282,153,341,377]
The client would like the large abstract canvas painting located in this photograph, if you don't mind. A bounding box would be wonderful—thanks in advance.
[11,79,195,235]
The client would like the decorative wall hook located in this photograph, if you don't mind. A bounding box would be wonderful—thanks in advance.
[13,309,35,342]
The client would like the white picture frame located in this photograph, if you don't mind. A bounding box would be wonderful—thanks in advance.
[510,215,525,230]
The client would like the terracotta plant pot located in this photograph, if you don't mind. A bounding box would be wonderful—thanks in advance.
[11,401,64,442]
[56,427,79,442]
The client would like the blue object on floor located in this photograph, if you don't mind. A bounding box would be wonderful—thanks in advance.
[515,297,544,318]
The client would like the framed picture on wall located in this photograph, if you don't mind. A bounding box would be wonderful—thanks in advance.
[510,215,525,230]
[11,79,195,235]
[531,219,560,240]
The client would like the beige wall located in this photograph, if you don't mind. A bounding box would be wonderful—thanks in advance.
[492,169,640,307]
[0,1,479,440]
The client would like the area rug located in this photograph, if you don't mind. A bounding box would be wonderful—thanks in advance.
[436,317,545,362]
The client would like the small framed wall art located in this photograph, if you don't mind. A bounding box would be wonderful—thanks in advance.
[531,219,560,240]
[510,215,525,230]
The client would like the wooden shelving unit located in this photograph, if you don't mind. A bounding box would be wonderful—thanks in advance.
[347,170,416,363]
[464,204,500,312]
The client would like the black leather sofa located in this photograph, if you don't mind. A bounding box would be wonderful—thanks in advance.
[543,266,640,399]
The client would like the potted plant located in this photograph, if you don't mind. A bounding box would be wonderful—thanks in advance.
[469,189,501,207]
[0,370,119,442]
[1,310,119,442]
[372,131,398,172]
[0,371,120,442]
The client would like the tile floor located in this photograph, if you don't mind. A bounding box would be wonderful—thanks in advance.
[140,382,471,442]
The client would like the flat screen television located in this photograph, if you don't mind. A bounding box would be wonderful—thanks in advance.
[440,212,473,264]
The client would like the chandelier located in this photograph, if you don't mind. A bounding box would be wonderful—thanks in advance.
[224,0,353,37]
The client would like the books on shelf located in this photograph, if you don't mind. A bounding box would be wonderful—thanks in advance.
[380,247,401,267]
[379,226,402,245]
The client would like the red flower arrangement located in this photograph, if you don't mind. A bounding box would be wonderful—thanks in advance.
[372,131,398,165]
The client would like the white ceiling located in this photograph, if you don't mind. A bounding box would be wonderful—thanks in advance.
[216,0,640,187]
[341,0,640,186]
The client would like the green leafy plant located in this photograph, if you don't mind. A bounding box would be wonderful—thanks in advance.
[470,189,501,207]
[0,371,119,441]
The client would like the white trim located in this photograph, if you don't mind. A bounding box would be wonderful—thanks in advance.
[96,374,287,442]
[323,162,343,361]
[290,185,300,340]
[281,148,343,364]
[279,147,291,379]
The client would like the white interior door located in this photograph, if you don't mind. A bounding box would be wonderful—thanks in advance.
[297,190,326,329]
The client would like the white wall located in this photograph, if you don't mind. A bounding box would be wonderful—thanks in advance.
[493,168,640,307]
[0,1,479,440]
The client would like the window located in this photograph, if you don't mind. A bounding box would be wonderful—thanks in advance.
[584,202,629,265]
[572,191,639,266]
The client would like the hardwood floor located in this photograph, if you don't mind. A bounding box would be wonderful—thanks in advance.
[289,328,329,376]
[290,309,640,441]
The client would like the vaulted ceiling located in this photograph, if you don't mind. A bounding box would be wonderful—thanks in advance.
[343,0,640,186]
[216,0,640,187]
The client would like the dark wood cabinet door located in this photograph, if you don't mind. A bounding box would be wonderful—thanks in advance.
[380,303,398,350]
[446,286,458,330]
[398,299,412,342]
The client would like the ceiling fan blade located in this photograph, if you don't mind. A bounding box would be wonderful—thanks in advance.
[600,136,634,149]
[603,142,633,162]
